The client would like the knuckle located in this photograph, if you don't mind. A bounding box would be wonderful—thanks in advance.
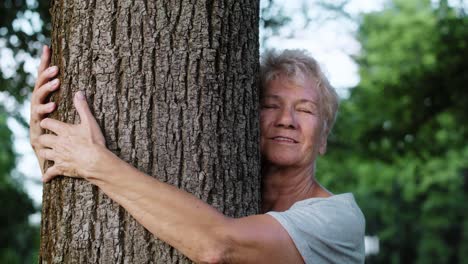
[36,105,46,115]
[30,139,38,149]
[37,74,45,85]
[38,85,50,98]
[38,149,45,159]
[40,136,49,146]
[32,107,39,117]
[55,164,65,175]
[38,83,47,94]
[30,116,41,126]
[39,104,48,114]
[43,149,49,159]
[41,118,49,126]
[39,104,50,114]
[40,69,49,78]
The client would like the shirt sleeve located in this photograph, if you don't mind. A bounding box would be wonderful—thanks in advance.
[266,198,365,264]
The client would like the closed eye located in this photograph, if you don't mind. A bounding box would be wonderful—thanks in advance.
[262,104,279,109]
[297,108,314,114]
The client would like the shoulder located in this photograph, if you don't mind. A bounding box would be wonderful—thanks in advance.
[300,193,365,239]
[266,193,365,263]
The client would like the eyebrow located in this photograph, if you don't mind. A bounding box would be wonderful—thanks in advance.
[263,95,319,107]
[262,95,281,100]
[297,99,319,109]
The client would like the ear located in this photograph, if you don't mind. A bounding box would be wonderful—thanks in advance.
[318,136,327,155]
[318,123,329,155]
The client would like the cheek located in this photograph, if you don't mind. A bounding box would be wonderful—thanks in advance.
[301,117,322,145]
[259,113,270,153]
[259,112,270,135]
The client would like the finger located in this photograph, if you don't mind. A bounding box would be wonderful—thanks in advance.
[74,91,95,125]
[34,78,60,104]
[37,45,51,75]
[37,134,59,149]
[43,165,62,183]
[73,92,106,146]
[38,148,56,162]
[31,102,56,120]
[40,118,71,135]
[34,65,59,91]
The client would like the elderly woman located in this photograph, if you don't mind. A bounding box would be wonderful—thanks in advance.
[30,47,365,263]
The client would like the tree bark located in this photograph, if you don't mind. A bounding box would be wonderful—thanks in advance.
[39,0,260,263]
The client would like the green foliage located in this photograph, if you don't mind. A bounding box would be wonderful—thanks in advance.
[0,111,39,263]
[0,183,39,264]
[0,112,15,180]
[318,0,468,263]
[0,0,50,103]
[0,0,47,262]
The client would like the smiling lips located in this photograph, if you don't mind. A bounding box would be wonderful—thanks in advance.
[270,136,298,143]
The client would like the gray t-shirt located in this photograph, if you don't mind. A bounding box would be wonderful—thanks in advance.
[266,193,365,264]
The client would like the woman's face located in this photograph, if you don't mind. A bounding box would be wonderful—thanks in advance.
[260,75,327,167]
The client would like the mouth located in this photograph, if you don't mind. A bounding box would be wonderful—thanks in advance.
[270,136,298,143]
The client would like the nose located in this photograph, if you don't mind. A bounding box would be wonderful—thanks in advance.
[275,106,297,129]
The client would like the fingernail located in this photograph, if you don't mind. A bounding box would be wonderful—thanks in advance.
[51,79,59,86]
[76,91,85,100]
[48,66,58,74]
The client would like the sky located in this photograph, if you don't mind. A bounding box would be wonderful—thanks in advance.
[5,0,389,224]
[260,0,386,96]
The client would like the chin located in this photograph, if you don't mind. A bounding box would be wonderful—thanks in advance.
[262,152,303,167]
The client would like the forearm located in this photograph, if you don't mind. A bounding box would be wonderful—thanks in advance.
[87,147,230,262]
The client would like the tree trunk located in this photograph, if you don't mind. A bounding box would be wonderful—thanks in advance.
[39,0,260,263]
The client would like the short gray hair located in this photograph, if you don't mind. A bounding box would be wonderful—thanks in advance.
[260,49,339,135]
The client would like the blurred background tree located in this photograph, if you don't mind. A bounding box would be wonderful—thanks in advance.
[1,0,467,263]
[318,0,468,263]
[0,0,49,263]
[0,112,38,263]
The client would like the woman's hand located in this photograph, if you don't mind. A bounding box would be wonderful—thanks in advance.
[38,91,106,182]
[30,46,60,173]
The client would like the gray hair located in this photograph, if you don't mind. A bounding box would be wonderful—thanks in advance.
[260,49,339,135]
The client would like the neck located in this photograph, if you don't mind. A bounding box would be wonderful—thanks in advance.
[261,162,323,213]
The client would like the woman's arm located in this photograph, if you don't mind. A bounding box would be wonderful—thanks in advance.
[71,146,304,264]
[37,90,303,264]
[86,148,232,263]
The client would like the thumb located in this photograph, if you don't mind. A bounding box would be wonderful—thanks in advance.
[74,91,106,145]
[74,91,94,125]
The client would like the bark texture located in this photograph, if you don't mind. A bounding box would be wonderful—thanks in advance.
[40,0,260,263]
